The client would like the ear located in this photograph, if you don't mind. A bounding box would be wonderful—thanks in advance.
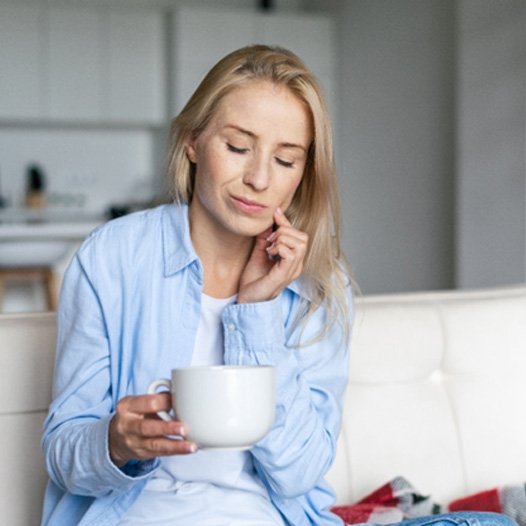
[185,135,197,163]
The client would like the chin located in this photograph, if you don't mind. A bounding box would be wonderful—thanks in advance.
[228,217,271,238]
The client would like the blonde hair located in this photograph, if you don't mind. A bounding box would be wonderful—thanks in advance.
[168,45,351,342]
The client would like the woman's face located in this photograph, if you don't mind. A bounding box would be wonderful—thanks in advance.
[186,80,312,239]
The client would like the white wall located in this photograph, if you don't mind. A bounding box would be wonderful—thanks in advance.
[456,0,526,288]
[320,0,526,293]
[336,0,456,294]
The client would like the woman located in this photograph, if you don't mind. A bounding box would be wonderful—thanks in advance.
[41,46,515,526]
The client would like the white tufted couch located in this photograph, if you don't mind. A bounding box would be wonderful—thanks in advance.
[1,285,525,524]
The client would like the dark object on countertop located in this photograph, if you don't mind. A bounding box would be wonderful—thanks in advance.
[26,164,47,208]
[0,167,7,208]
[258,0,274,11]
[28,165,46,191]
[105,195,172,220]
[107,205,130,219]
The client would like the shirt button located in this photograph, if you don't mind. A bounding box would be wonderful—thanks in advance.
[227,322,236,332]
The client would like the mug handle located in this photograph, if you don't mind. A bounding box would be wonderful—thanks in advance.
[147,378,172,422]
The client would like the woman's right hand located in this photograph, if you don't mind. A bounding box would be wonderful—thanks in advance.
[109,393,197,467]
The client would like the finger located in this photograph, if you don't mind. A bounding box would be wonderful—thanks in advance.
[266,247,301,280]
[248,233,276,269]
[257,225,273,241]
[266,231,308,252]
[127,416,188,438]
[112,405,187,439]
[273,207,291,228]
[272,245,294,263]
[253,229,273,255]
[266,239,308,266]
[118,393,172,416]
[136,437,198,458]
[275,239,306,268]
[267,226,306,244]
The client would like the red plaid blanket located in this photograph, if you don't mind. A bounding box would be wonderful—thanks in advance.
[449,485,526,525]
[331,477,526,525]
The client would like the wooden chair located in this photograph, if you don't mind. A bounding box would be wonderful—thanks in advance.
[0,267,58,311]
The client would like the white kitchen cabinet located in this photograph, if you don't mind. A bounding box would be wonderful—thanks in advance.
[171,6,335,119]
[172,8,256,115]
[0,4,42,120]
[0,4,166,125]
[46,6,166,125]
[46,6,105,121]
[107,9,166,124]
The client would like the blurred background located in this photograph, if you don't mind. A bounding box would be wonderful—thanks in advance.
[0,0,525,311]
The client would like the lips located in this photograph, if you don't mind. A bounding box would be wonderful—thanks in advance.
[230,195,267,214]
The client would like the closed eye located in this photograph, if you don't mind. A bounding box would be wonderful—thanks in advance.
[275,157,294,168]
[227,143,249,154]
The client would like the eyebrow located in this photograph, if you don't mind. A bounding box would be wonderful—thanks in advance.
[224,124,307,152]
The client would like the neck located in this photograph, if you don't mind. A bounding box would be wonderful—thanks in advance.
[189,205,253,298]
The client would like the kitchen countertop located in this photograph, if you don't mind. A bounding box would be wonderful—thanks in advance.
[0,221,101,240]
[0,207,104,240]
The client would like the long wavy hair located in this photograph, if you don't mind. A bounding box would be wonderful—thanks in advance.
[167,44,352,342]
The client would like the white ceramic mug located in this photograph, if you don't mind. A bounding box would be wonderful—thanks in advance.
[148,365,275,450]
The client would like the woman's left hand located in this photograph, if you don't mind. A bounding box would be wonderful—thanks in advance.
[237,207,308,304]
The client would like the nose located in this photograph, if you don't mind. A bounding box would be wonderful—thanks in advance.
[242,152,270,191]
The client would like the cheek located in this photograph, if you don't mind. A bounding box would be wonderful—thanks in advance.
[198,147,240,186]
[193,149,220,189]
[278,174,304,208]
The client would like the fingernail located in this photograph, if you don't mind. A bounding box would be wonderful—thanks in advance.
[187,443,197,453]
[175,424,187,436]
[276,207,283,215]
[266,232,276,242]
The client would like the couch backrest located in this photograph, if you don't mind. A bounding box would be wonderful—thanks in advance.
[326,285,526,506]
[3,286,526,523]
[0,311,56,525]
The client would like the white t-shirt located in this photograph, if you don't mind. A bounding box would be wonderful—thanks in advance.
[118,294,284,525]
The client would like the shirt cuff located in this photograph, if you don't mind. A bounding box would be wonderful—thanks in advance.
[96,414,159,486]
[223,296,286,353]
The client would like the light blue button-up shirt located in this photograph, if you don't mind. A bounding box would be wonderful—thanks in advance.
[41,203,351,525]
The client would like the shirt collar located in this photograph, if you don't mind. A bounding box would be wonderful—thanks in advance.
[161,202,199,276]
[160,201,310,301]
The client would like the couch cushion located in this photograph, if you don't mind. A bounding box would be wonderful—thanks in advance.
[0,312,56,526]
[349,300,443,384]
[0,312,56,414]
[441,295,526,376]
[0,412,49,525]
[328,286,526,507]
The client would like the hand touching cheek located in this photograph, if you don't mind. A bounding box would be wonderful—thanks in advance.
[237,208,308,304]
